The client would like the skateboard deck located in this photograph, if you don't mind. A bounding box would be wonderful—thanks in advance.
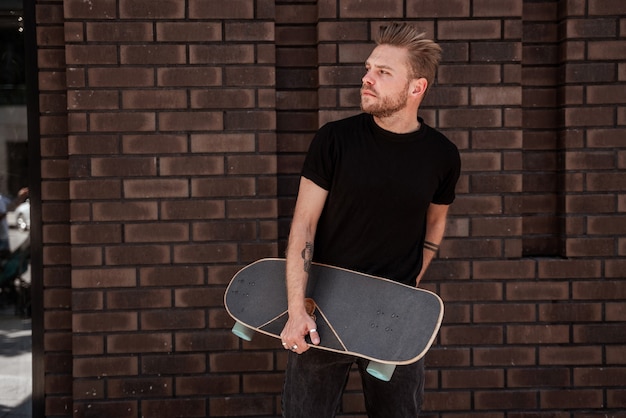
[224,258,443,381]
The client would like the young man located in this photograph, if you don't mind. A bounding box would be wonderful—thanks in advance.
[280,23,461,417]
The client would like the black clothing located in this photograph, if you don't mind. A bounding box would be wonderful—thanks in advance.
[302,113,461,285]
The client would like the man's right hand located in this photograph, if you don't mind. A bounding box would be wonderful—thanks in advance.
[280,308,320,355]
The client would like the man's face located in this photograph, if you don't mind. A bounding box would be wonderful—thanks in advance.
[360,44,413,118]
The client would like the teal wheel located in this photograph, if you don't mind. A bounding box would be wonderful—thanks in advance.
[366,361,396,382]
[231,322,255,341]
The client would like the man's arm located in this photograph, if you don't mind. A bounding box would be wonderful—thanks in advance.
[416,202,450,287]
[280,177,328,354]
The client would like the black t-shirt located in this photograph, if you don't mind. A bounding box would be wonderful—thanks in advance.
[301,113,461,285]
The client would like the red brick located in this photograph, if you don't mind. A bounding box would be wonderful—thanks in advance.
[339,0,402,18]
[141,354,206,375]
[72,291,103,311]
[90,112,156,132]
[208,396,273,417]
[69,179,121,199]
[439,20,502,40]
[86,22,153,42]
[541,389,603,409]
[119,0,185,19]
[473,346,536,367]
[539,346,603,365]
[88,68,155,88]
[440,325,503,345]
[74,312,138,333]
[157,22,222,42]
[141,399,206,418]
[451,195,502,215]
[574,324,626,344]
[159,111,223,132]
[66,45,117,65]
[173,243,237,264]
[574,367,626,387]
[193,221,256,242]
[608,389,626,408]
[442,369,504,389]
[73,378,104,399]
[472,260,534,281]
[188,0,254,19]
[73,401,137,418]
[461,152,502,172]
[69,247,101,266]
[125,223,189,243]
[105,245,170,266]
[123,179,189,198]
[407,0,469,17]
[474,390,537,410]
[190,133,256,153]
[64,0,116,19]
[537,260,602,279]
[174,288,224,308]
[176,375,239,396]
[225,21,274,41]
[509,368,571,388]
[108,377,172,398]
[139,266,204,287]
[176,331,237,352]
[440,108,503,128]
[471,173,522,193]
[226,199,278,219]
[474,303,536,323]
[474,0,522,17]
[225,66,275,86]
[92,202,159,222]
[508,324,570,344]
[122,90,187,110]
[121,45,186,65]
[423,391,471,411]
[107,289,171,310]
[107,333,172,353]
[190,45,255,64]
[157,67,222,87]
[122,134,187,154]
[506,282,569,301]
[71,224,121,244]
[441,238,502,258]
[539,303,603,322]
[141,310,206,330]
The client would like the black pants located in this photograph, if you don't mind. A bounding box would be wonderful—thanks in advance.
[282,349,425,418]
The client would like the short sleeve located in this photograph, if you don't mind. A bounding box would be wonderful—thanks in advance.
[301,123,336,191]
[432,144,461,205]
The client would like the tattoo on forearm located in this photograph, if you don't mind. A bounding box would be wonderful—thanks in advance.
[301,242,314,273]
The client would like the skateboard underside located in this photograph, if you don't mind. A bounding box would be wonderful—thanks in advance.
[225,258,444,374]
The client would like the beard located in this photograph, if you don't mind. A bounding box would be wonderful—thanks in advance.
[360,84,409,118]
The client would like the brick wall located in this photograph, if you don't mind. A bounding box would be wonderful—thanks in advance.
[30,0,625,417]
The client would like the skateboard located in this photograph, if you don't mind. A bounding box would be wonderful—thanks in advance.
[224,258,443,381]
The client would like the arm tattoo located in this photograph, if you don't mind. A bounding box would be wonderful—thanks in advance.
[301,242,314,273]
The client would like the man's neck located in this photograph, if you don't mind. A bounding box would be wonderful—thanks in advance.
[373,113,421,134]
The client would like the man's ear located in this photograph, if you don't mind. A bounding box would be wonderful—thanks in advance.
[411,78,428,97]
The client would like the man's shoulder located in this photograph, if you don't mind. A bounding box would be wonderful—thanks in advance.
[423,123,459,153]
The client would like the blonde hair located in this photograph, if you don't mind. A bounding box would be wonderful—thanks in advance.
[375,22,442,90]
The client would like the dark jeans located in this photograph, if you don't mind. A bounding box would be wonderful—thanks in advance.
[282,349,424,418]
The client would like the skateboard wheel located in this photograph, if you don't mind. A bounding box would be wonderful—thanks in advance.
[366,362,396,382]
[231,322,255,341]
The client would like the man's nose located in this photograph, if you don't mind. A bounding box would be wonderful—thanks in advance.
[362,71,374,85]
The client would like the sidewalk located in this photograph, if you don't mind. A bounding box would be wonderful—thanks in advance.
[0,306,32,418]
